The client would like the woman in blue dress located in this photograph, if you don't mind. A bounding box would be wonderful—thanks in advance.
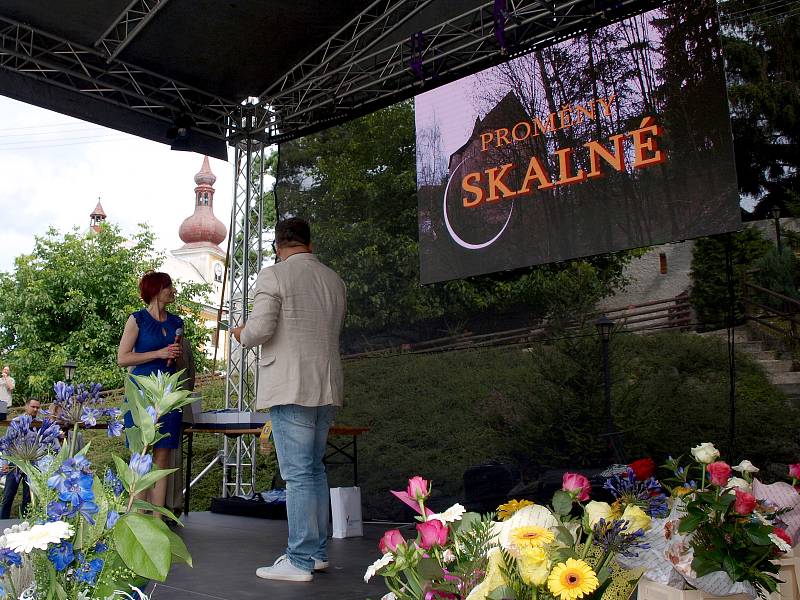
[117,271,184,515]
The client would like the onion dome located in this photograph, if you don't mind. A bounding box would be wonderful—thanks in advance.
[178,156,226,247]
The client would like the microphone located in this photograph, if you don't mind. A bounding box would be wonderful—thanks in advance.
[167,327,183,367]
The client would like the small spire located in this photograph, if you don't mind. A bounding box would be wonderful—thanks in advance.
[90,197,107,232]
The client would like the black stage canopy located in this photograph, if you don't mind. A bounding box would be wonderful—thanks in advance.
[0,0,659,159]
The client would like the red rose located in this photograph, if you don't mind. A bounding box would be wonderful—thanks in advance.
[774,527,793,548]
[629,458,656,480]
[734,489,757,515]
[707,461,732,487]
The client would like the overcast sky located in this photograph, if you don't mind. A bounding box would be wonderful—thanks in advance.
[0,95,236,273]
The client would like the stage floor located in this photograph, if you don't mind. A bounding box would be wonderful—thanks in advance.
[147,512,391,600]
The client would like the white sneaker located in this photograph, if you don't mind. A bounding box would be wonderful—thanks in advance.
[256,556,313,582]
[274,553,328,571]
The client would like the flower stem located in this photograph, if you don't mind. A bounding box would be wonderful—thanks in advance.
[68,423,80,458]
[581,531,594,559]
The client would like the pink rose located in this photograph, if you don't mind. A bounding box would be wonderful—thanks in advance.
[789,464,800,479]
[734,489,757,515]
[407,476,431,501]
[417,519,448,549]
[562,472,591,501]
[707,461,732,487]
[378,529,406,554]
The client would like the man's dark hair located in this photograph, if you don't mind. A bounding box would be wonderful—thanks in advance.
[275,217,311,248]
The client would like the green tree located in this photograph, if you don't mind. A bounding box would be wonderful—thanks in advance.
[720,0,800,212]
[0,224,211,398]
[689,229,772,329]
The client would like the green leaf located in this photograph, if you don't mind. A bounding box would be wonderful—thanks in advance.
[132,499,182,524]
[552,491,574,516]
[112,454,134,491]
[452,512,482,536]
[164,527,193,567]
[745,525,774,546]
[488,585,517,600]
[113,513,172,581]
[133,467,178,492]
[692,552,723,578]
[678,513,706,534]
[723,554,746,582]
[556,525,575,547]
[417,556,443,580]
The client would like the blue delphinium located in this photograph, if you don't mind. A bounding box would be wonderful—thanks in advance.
[46,456,99,525]
[593,518,650,558]
[603,467,669,517]
[47,541,75,572]
[106,510,120,529]
[74,554,104,584]
[104,468,124,496]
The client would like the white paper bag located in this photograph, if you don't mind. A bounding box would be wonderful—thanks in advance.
[330,486,363,538]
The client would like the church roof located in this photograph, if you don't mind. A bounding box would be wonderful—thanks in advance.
[90,201,106,218]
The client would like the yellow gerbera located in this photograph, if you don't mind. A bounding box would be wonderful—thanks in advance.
[510,525,555,549]
[547,558,599,600]
[497,499,535,521]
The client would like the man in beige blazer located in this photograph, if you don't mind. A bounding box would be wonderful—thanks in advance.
[232,217,346,583]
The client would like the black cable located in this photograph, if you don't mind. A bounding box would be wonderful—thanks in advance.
[724,233,737,461]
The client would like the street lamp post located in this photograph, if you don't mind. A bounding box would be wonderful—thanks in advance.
[62,359,77,383]
[771,206,783,255]
[595,315,623,464]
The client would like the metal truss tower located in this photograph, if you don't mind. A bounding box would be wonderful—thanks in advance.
[223,123,268,498]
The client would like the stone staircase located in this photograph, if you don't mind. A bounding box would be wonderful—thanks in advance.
[702,327,800,401]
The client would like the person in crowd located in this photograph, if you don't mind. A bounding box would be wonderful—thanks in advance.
[233,217,346,583]
[0,366,14,420]
[117,271,184,517]
[0,398,41,519]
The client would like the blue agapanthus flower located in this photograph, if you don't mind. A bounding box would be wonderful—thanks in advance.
[0,415,61,465]
[593,518,650,558]
[94,541,108,554]
[74,555,104,584]
[47,541,75,572]
[50,380,106,427]
[603,467,668,517]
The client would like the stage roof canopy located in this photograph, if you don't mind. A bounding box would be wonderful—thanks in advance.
[0,0,656,159]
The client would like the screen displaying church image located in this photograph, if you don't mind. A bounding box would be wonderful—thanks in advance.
[414,0,741,284]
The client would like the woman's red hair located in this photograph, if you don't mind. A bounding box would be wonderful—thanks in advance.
[139,271,172,304]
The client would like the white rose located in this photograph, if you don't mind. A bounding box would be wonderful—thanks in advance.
[584,501,613,528]
[727,477,751,492]
[691,442,720,464]
[732,460,759,474]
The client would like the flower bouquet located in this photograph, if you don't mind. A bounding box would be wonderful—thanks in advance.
[623,443,794,598]
[367,467,668,600]
[0,371,196,599]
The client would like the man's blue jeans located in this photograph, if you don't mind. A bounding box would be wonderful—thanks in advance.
[270,404,335,572]
[0,471,30,519]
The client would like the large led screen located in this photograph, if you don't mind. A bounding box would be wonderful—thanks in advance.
[415,0,740,284]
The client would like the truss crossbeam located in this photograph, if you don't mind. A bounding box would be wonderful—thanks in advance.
[95,0,170,62]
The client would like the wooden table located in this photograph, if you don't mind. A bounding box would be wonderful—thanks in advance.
[182,424,369,514]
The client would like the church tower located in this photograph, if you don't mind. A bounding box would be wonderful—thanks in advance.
[172,156,227,291]
[89,200,107,232]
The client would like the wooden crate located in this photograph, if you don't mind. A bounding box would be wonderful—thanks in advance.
[638,560,799,600]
